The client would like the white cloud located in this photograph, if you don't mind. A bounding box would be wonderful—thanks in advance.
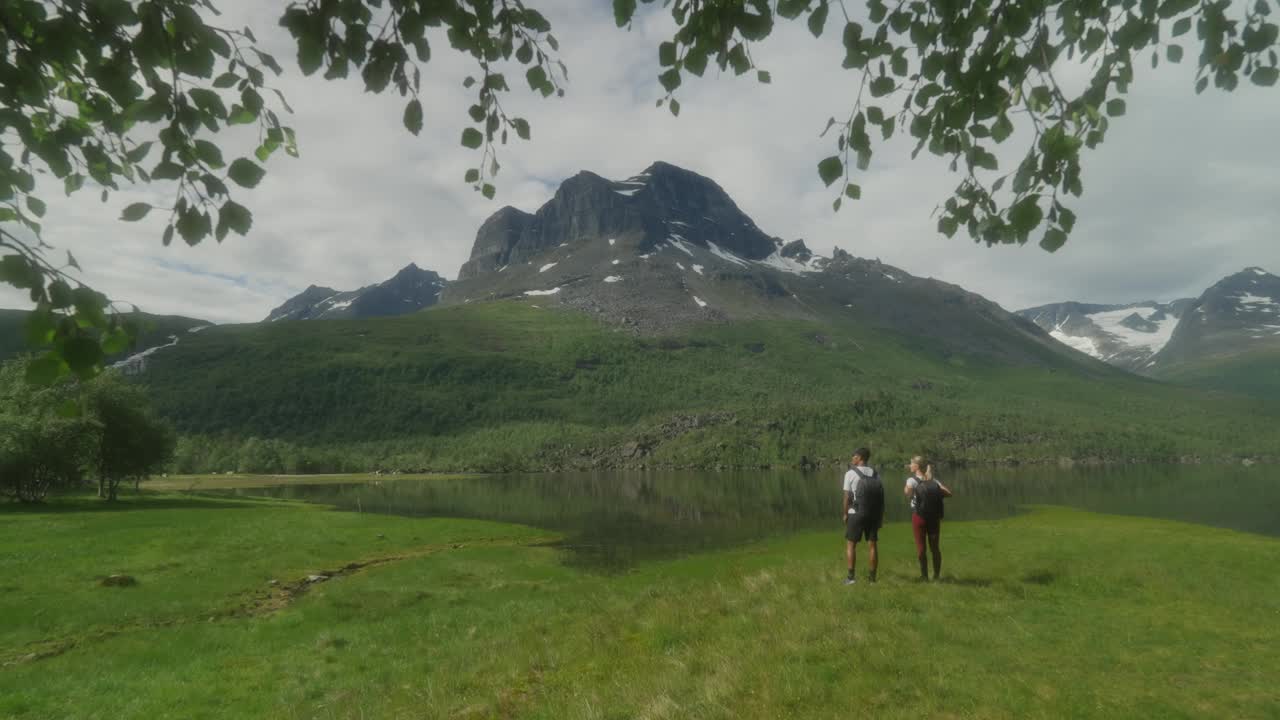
[1,0,1276,323]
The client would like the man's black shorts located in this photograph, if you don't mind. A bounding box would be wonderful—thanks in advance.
[846,514,880,542]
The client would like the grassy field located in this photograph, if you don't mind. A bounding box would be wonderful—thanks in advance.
[2,493,1277,719]
[141,303,1280,474]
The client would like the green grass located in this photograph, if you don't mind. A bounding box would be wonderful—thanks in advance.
[142,302,1280,473]
[2,494,1277,718]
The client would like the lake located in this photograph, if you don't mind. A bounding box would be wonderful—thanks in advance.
[225,464,1277,570]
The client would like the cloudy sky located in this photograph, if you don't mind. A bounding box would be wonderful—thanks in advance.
[3,1,1276,324]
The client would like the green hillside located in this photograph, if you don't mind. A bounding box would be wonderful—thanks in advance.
[134,301,1278,473]
[1154,347,1280,399]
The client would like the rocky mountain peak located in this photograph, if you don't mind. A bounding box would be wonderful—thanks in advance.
[456,162,783,279]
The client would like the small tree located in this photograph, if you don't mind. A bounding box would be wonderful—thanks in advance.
[0,359,95,502]
[0,415,93,502]
[84,374,176,501]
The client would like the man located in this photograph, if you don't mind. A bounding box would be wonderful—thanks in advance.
[842,447,885,585]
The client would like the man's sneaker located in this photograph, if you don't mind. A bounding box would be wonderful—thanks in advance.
[844,576,857,585]
[868,574,877,584]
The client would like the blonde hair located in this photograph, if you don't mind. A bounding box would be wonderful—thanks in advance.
[910,455,934,481]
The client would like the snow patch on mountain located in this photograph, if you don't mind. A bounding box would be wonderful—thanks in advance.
[1236,293,1278,310]
[1049,327,1099,357]
[707,242,749,268]
[524,288,561,296]
[668,235,697,256]
[1086,307,1180,353]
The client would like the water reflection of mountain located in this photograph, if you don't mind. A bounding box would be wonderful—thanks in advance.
[232,466,1276,571]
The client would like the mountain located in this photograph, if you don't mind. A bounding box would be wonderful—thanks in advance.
[445,161,1074,367]
[264,263,446,322]
[1018,267,1280,392]
[1016,299,1195,371]
[1153,267,1280,367]
[0,309,212,367]
[115,162,1280,474]
[1146,267,1280,397]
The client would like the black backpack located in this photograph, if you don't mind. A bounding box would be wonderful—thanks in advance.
[853,468,885,523]
[915,479,945,520]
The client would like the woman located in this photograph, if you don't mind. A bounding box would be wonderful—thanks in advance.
[904,455,952,581]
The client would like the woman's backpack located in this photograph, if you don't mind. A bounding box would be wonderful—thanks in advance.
[915,479,945,520]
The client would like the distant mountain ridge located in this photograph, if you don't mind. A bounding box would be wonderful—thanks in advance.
[1016,299,1196,371]
[1018,267,1279,381]
[265,263,446,322]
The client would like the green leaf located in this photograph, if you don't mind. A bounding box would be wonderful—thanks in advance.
[1172,17,1192,37]
[808,2,830,38]
[0,255,38,290]
[881,116,896,140]
[465,169,480,183]
[1252,67,1279,87]
[513,118,531,140]
[757,70,772,84]
[24,308,57,346]
[64,174,86,196]
[255,140,280,163]
[217,200,253,237]
[1008,197,1044,235]
[461,128,484,149]
[213,72,239,88]
[669,98,681,117]
[1058,207,1077,234]
[227,158,266,188]
[659,69,682,92]
[403,99,424,135]
[26,355,67,385]
[938,216,959,238]
[614,0,637,27]
[101,327,131,355]
[121,202,153,221]
[869,76,895,97]
[481,183,496,199]
[125,141,155,163]
[817,156,843,186]
[1040,227,1068,252]
[891,54,908,77]
[1105,98,1127,117]
[47,280,73,309]
[71,287,108,328]
[194,139,225,168]
[175,206,211,246]
[845,183,862,200]
[659,42,677,67]
[727,44,750,75]
[227,105,256,125]
[526,65,548,92]
[1167,44,1183,63]
[991,114,1013,143]
[62,336,104,378]
[26,196,46,218]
